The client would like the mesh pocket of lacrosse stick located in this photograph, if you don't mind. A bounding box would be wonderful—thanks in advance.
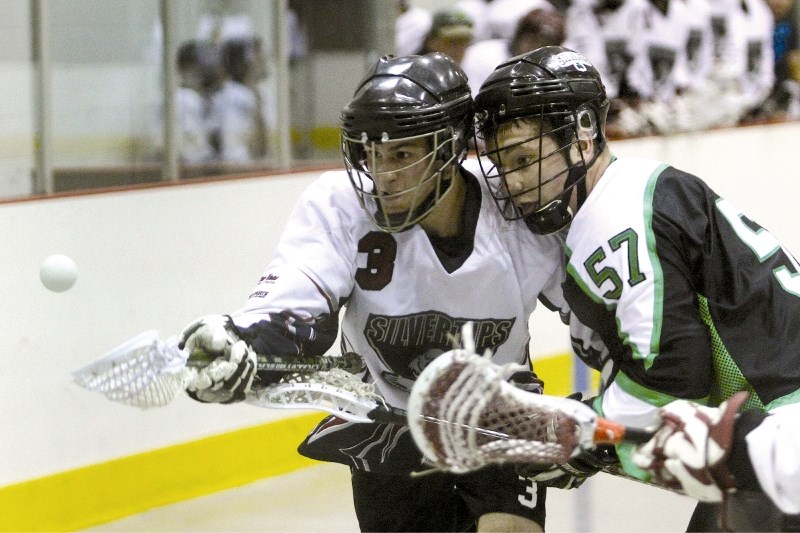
[246,368,389,422]
[408,348,608,473]
[72,330,192,408]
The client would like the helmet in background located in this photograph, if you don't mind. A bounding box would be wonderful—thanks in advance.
[341,52,474,232]
[474,46,609,234]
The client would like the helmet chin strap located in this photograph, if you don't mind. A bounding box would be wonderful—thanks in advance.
[522,131,600,235]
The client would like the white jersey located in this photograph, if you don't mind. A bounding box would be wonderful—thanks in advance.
[563,156,800,514]
[683,0,715,91]
[208,80,267,162]
[564,0,649,99]
[707,0,749,76]
[739,0,775,107]
[150,87,215,163]
[630,0,694,101]
[232,165,569,409]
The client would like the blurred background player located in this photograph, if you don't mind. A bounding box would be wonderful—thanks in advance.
[563,0,650,136]
[456,0,494,42]
[463,7,566,96]
[209,36,270,162]
[394,0,432,56]
[761,0,800,118]
[176,52,586,532]
[149,39,220,163]
[419,8,475,66]
[472,45,800,530]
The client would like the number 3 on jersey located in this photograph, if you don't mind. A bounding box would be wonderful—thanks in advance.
[356,232,397,291]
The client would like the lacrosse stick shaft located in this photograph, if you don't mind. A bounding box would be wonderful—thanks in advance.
[185,349,365,374]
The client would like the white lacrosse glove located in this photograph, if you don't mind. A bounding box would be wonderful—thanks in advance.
[631,391,750,501]
[179,315,258,404]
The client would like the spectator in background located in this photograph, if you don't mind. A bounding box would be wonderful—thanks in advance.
[209,37,270,162]
[620,0,695,134]
[420,8,475,65]
[149,39,220,163]
[462,8,566,95]
[682,0,715,93]
[762,0,800,118]
[456,0,493,42]
[395,0,432,56]
[486,0,556,41]
[563,0,650,136]
[740,0,777,116]
[510,7,566,53]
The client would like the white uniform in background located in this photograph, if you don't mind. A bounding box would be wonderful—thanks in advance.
[699,0,774,122]
[739,0,775,110]
[175,88,215,163]
[208,80,267,162]
[150,87,215,163]
[456,0,493,42]
[682,0,715,92]
[707,0,749,77]
[631,0,693,103]
[564,0,649,100]
[395,5,432,56]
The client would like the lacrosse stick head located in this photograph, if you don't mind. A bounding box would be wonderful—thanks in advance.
[72,330,193,409]
[408,347,598,473]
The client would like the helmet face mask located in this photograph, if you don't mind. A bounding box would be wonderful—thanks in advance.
[340,53,474,232]
[477,106,595,233]
[342,126,460,231]
[474,46,609,234]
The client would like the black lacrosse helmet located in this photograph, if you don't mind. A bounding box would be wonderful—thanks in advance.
[475,46,610,234]
[341,53,474,232]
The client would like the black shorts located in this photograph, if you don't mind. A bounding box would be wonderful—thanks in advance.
[350,465,546,532]
[298,416,547,531]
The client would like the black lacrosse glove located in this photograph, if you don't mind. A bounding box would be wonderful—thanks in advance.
[508,370,544,394]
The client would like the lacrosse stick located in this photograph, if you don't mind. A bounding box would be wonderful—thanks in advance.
[72,329,403,423]
[407,323,653,473]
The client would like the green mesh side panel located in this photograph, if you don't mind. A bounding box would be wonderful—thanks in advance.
[697,295,765,412]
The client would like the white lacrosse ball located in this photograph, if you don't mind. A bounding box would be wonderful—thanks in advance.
[40,254,78,292]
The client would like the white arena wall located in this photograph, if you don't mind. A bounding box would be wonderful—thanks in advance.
[1,121,799,529]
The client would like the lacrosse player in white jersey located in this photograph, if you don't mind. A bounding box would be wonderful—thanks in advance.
[740,0,776,114]
[473,45,800,530]
[176,52,581,532]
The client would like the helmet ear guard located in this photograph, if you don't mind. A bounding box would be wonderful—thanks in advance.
[575,107,599,141]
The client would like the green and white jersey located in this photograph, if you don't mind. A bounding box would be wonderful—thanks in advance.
[564,156,800,429]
